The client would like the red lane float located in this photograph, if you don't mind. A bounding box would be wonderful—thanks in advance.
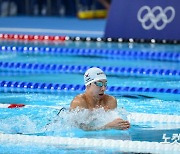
[8,104,25,108]
[0,103,63,109]
[0,34,66,42]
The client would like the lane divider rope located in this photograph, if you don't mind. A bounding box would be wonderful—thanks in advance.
[0,45,179,61]
[0,62,179,77]
[0,80,179,95]
[0,33,179,44]
[0,103,62,110]
[0,133,179,154]
[128,112,180,124]
[0,33,66,42]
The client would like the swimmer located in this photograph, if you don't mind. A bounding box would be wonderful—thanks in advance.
[70,67,130,130]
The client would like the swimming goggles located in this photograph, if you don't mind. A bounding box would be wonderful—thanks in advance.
[94,81,107,87]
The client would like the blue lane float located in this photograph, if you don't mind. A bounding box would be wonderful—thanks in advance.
[0,80,179,95]
[0,45,179,62]
[0,62,179,78]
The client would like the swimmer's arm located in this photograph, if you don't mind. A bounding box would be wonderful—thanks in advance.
[101,118,130,130]
[103,96,130,130]
[79,117,130,131]
[80,97,130,131]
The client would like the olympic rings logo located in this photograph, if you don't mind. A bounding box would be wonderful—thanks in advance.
[137,6,175,30]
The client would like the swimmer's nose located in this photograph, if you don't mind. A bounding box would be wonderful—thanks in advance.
[101,85,106,91]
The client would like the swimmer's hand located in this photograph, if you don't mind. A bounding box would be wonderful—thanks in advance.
[104,118,130,130]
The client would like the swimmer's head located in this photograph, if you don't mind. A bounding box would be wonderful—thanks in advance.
[84,67,107,86]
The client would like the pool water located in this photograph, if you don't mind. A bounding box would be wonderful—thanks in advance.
[0,39,180,153]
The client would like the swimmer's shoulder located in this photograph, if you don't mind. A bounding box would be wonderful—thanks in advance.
[104,94,117,109]
[70,94,88,109]
[104,94,117,102]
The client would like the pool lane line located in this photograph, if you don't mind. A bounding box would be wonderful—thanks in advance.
[1,45,179,62]
[0,33,179,44]
[1,103,180,124]
[0,33,66,42]
[128,112,180,124]
[0,80,179,96]
[0,103,63,109]
[0,62,179,78]
[0,133,179,154]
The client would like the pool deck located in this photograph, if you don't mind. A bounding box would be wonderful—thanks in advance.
[0,16,106,37]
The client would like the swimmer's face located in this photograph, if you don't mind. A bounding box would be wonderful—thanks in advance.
[88,79,107,99]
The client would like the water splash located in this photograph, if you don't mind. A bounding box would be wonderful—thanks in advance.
[0,115,37,134]
[0,107,130,136]
[45,107,129,132]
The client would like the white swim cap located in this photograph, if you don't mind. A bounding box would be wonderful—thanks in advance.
[84,67,107,86]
